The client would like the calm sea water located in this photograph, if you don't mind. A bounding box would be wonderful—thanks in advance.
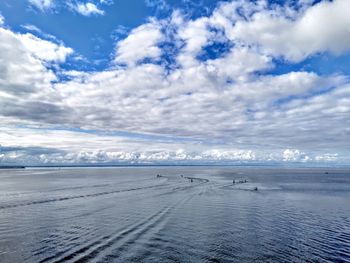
[0,167,349,263]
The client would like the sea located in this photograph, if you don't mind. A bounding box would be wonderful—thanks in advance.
[0,166,349,262]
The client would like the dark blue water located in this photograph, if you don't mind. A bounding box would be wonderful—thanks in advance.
[0,167,349,262]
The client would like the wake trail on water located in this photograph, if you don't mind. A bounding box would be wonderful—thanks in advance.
[0,181,171,210]
[44,193,198,263]
[36,176,209,263]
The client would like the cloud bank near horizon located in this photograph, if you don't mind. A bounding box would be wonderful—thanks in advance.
[0,0,350,164]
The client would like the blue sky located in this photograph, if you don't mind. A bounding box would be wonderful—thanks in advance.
[0,0,227,70]
[0,0,350,165]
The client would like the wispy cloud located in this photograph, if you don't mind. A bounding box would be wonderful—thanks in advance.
[28,0,108,16]
[28,0,55,11]
[144,0,170,12]
[73,2,105,16]
[21,24,42,33]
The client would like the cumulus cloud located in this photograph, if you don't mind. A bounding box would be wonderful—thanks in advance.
[0,27,73,94]
[282,149,310,162]
[224,0,350,61]
[114,21,164,66]
[1,0,350,164]
[0,29,55,95]
[17,33,73,62]
[73,2,105,16]
[0,127,342,165]
[0,24,73,129]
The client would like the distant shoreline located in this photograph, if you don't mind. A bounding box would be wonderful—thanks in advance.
[1,164,349,169]
[0,166,26,169]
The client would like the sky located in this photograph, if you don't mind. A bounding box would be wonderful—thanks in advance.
[0,0,349,165]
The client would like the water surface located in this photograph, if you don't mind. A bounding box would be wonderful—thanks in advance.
[0,167,349,262]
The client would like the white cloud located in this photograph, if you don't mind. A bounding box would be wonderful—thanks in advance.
[1,1,350,164]
[29,0,54,11]
[21,24,42,33]
[0,26,73,129]
[21,24,59,42]
[114,21,164,66]
[315,153,338,162]
[17,33,73,62]
[205,46,272,82]
[100,0,113,5]
[282,149,310,162]
[227,0,350,61]
[202,149,256,161]
[177,17,210,67]
[0,28,60,94]
[28,0,108,15]
[74,2,105,16]
[49,61,348,158]
[144,0,169,11]
[0,127,342,164]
